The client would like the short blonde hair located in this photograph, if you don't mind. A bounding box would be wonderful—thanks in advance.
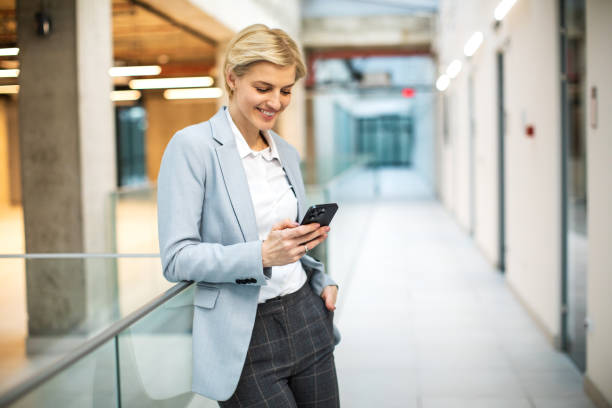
[223,24,306,97]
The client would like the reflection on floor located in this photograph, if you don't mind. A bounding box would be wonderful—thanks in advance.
[330,169,594,408]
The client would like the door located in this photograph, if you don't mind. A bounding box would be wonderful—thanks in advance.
[560,0,587,372]
[497,52,506,273]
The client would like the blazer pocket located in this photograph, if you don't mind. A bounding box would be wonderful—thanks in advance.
[194,284,220,309]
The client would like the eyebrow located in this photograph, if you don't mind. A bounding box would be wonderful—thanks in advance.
[253,81,295,88]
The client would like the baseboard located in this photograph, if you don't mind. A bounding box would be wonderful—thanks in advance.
[506,279,560,349]
[584,375,612,408]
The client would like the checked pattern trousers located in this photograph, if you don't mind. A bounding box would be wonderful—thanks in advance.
[218,282,339,408]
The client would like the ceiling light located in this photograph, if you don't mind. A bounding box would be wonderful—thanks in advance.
[446,60,463,79]
[0,85,19,94]
[130,76,214,90]
[436,75,450,91]
[0,48,19,56]
[0,69,19,78]
[494,0,518,21]
[464,32,484,57]
[111,90,142,101]
[163,87,223,100]
[109,65,162,77]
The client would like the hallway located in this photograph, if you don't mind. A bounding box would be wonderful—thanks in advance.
[330,175,594,407]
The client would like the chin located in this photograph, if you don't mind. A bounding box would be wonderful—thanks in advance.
[252,110,280,130]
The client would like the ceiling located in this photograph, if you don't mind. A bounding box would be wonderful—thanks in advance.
[0,0,223,77]
[301,0,438,18]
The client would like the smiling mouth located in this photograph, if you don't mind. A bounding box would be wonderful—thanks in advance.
[257,108,277,118]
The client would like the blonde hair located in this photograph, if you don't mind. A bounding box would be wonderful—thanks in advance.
[223,24,306,97]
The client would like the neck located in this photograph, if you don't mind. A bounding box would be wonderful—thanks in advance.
[228,105,268,151]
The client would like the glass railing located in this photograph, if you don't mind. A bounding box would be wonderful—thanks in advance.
[0,255,173,402]
[108,185,159,254]
[303,155,379,286]
[1,279,201,407]
[0,154,379,406]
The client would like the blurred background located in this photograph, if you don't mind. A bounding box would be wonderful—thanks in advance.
[0,0,610,407]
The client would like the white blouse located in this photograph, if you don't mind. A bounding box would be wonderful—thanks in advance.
[225,108,307,303]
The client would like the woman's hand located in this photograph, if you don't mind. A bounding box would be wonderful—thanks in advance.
[262,218,330,267]
[321,285,338,311]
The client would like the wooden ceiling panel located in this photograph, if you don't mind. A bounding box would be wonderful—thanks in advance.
[112,0,217,66]
[0,0,218,69]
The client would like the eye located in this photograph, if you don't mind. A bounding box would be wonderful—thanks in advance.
[255,87,270,93]
[281,89,292,95]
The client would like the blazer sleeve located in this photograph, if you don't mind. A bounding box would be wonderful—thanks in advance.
[157,129,269,285]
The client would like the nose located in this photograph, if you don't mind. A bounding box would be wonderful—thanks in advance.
[266,92,282,111]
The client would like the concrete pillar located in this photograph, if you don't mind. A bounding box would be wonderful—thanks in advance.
[17,0,116,335]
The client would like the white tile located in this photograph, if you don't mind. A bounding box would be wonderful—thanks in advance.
[339,371,418,407]
[518,371,585,398]
[532,396,597,408]
[422,396,532,408]
[418,369,524,398]
[507,350,578,373]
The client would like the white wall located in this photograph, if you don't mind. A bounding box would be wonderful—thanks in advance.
[503,0,563,340]
[585,0,612,403]
[471,43,499,265]
[438,0,612,404]
[437,0,562,340]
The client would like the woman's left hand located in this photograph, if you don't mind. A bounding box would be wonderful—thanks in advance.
[321,285,338,311]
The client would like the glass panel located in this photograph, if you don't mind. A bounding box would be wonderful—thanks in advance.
[0,257,171,394]
[0,204,25,254]
[110,187,159,254]
[6,339,117,408]
[117,284,216,407]
[563,0,587,371]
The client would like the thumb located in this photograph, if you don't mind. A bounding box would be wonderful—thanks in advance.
[323,293,336,311]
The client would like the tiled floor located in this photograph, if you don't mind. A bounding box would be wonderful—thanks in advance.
[330,169,595,408]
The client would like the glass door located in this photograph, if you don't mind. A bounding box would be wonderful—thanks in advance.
[560,0,587,371]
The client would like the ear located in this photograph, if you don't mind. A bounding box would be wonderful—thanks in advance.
[225,69,236,91]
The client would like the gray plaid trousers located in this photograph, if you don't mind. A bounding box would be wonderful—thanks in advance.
[218,282,340,407]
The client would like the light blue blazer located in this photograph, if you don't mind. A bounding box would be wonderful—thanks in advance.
[157,107,340,401]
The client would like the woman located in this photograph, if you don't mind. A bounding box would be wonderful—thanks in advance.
[157,24,340,407]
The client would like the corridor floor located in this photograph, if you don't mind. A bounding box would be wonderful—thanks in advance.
[329,171,595,408]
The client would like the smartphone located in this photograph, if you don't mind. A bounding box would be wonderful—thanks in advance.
[300,203,338,226]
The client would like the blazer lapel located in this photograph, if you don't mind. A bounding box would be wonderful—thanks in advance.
[274,136,306,222]
[210,108,259,242]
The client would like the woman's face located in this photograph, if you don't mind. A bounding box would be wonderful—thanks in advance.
[227,61,296,135]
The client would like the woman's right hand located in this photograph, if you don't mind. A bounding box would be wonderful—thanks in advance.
[262,219,330,267]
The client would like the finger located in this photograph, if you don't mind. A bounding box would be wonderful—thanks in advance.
[322,291,336,311]
[297,227,327,246]
[301,233,327,252]
[272,218,299,231]
[289,242,310,259]
[285,223,320,239]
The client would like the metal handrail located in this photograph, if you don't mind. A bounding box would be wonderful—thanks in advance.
[0,253,160,259]
[0,280,193,407]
